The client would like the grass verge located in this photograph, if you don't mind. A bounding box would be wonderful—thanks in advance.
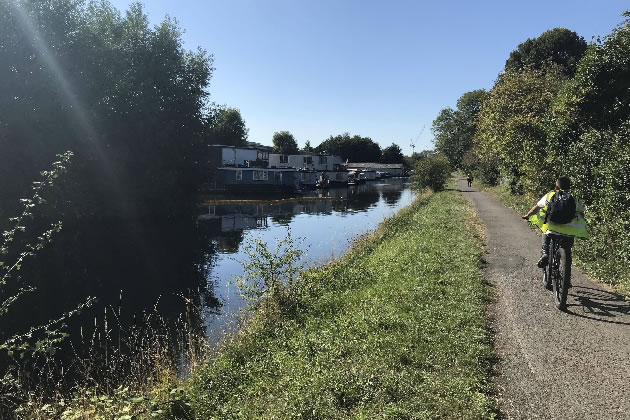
[187,189,496,419]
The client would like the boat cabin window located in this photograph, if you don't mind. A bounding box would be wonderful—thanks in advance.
[253,170,268,181]
[236,170,242,180]
[257,151,269,161]
[280,155,288,163]
[303,156,312,165]
[274,172,282,182]
[319,156,327,164]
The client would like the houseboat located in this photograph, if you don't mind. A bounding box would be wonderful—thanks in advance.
[269,153,349,187]
[296,170,319,190]
[321,170,349,186]
[217,167,300,194]
[346,163,404,177]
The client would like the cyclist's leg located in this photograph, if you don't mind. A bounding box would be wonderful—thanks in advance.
[538,233,551,267]
[565,237,574,287]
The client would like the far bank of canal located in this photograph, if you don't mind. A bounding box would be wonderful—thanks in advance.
[198,178,415,341]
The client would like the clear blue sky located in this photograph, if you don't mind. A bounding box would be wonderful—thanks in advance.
[110,0,628,155]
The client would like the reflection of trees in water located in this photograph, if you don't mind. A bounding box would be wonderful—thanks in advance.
[197,218,246,253]
[381,189,402,205]
[346,185,380,211]
[4,216,218,373]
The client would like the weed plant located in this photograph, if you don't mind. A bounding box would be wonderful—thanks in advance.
[13,293,210,419]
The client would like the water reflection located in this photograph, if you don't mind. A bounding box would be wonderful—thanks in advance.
[2,216,219,378]
[200,179,413,341]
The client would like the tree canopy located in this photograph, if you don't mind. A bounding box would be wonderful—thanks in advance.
[314,133,382,162]
[207,107,249,147]
[432,89,487,170]
[0,0,213,218]
[474,67,563,194]
[302,140,314,152]
[272,131,299,154]
[505,28,587,76]
[381,143,404,164]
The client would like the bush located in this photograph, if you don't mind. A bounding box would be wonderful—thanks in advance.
[413,155,451,192]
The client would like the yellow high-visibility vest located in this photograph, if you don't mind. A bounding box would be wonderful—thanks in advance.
[528,190,589,238]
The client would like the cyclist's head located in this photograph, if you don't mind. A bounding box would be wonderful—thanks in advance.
[556,176,571,191]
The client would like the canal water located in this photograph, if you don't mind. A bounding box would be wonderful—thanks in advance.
[198,179,415,341]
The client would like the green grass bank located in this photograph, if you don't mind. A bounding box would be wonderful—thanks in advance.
[187,189,496,419]
[478,182,630,296]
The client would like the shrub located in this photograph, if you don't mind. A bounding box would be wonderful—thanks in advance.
[413,155,451,192]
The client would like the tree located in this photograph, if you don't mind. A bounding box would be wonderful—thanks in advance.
[302,140,313,152]
[207,107,248,146]
[432,89,487,169]
[548,13,630,158]
[314,133,381,162]
[505,28,587,76]
[381,143,404,164]
[0,0,214,218]
[272,131,299,154]
[403,150,434,170]
[474,67,564,194]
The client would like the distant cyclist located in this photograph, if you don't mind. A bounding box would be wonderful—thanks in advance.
[466,172,473,187]
[521,176,588,268]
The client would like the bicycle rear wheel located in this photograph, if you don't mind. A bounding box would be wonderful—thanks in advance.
[553,247,570,311]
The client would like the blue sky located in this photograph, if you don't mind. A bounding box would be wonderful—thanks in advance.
[110,0,629,154]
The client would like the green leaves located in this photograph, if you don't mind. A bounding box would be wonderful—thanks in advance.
[234,229,306,313]
[272,131,299,155]
[314,133,382,163]
[433,90,487,170]
[412,155,451,192]
[381,143,404,164]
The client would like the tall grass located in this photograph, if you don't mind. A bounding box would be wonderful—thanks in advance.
[12,295,209,419]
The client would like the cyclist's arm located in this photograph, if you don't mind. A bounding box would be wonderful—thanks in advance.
[522,204,540,219]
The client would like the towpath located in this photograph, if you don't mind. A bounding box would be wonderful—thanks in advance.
[457,177,630,419]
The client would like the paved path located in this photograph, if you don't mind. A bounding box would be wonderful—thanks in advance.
[457,177,630,419]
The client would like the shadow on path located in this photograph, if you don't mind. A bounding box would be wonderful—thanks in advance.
[567,286,630,325]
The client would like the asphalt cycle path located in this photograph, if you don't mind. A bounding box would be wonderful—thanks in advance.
[457,177,630,419]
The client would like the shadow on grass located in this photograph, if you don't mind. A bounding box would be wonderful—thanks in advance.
[565,286,630,325]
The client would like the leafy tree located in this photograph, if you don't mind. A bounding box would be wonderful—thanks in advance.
[548,13,630,160]
[432,89,487,169]
[314,133,382,162]
[0,0,213,218]
[413,155,451,192]
[207,107,248,146]
[403,150,434,170]
[505,27,587,76]
[272,131,299,154]
[302,140,313,152]
[381,143,404,164]
[474,67,565,194]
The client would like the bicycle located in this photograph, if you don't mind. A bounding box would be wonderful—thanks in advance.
[541,233,573,311]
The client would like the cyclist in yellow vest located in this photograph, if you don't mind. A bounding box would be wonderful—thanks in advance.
[521,176,588,268]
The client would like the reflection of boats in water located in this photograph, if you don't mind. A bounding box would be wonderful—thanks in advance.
[197,179,409,238]
[198,199,338,233]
